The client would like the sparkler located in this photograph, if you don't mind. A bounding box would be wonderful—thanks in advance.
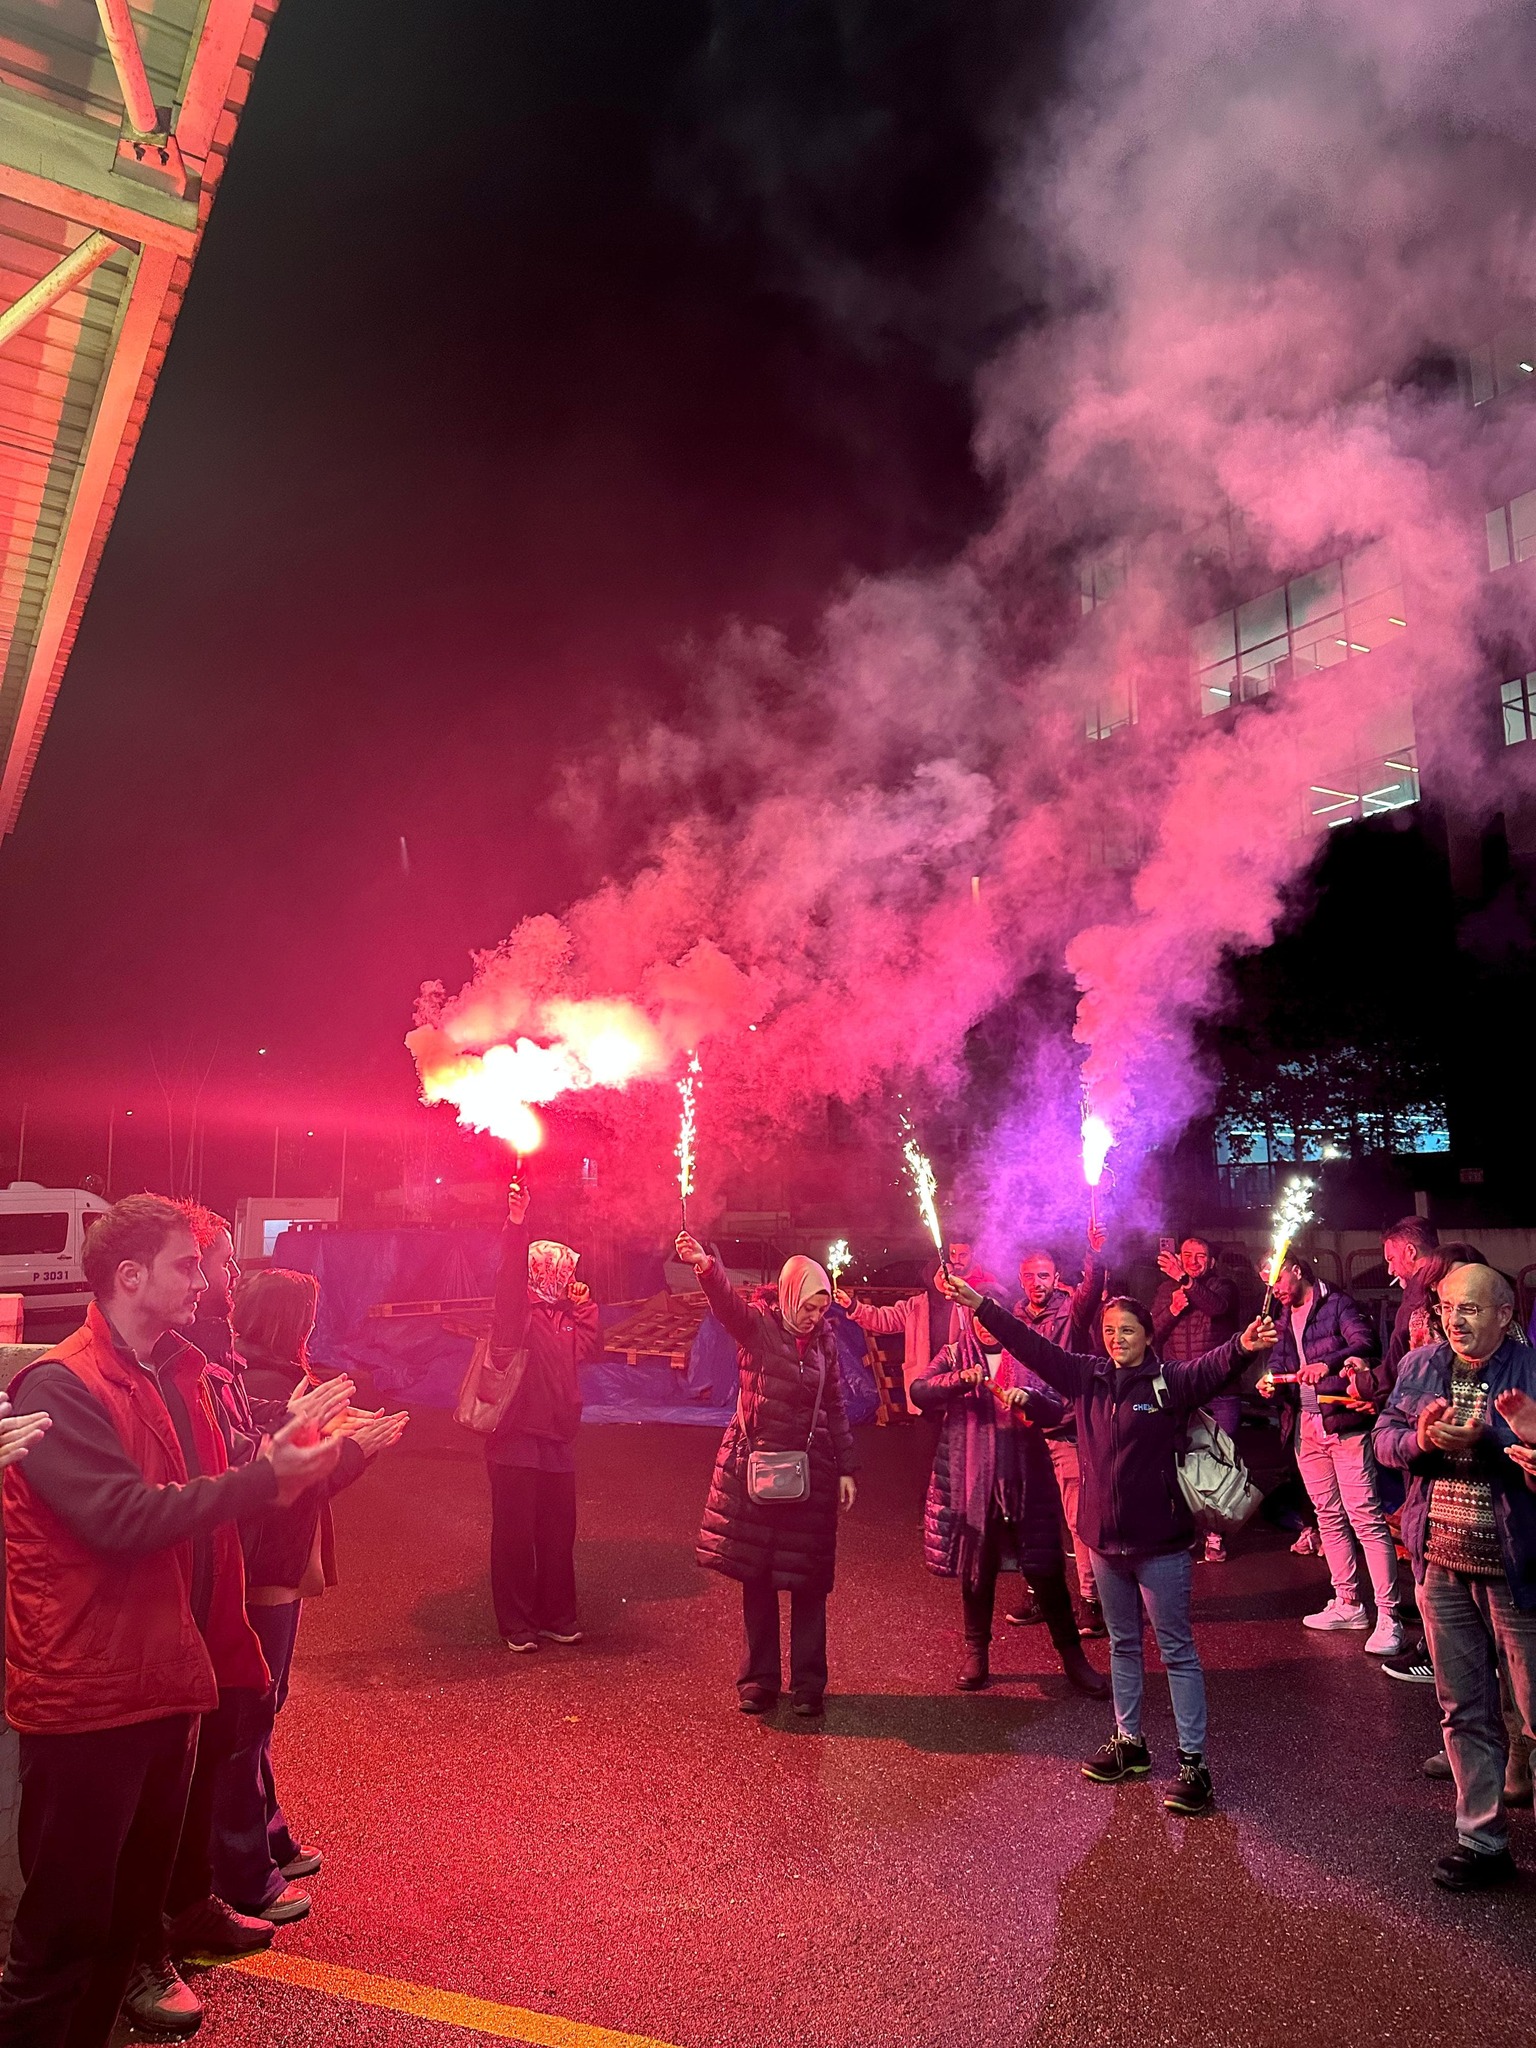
[826,1239,851,1293]
[675,1052,701,1226]
[1262,1173,1316,1317]
[902,1136,946,1276]
[1080,1106,1114,1231]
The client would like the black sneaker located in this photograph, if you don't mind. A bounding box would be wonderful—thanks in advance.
[1432,1845,1518,1892]
[1382,1652,1436,1685]
[738,1683,778,1714]
[1077,1600,1108,1641]
[1082,1732,1151,1783]
[1164,1752,1214,1815]
[1004,1595,1042,1627]
[121,1958,204,2037]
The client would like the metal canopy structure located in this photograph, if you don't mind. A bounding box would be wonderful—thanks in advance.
[0,0,279,836]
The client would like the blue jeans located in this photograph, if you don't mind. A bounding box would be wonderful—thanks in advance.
[1091,1546,1208,1756]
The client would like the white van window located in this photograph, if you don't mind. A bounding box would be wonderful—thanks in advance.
[0,1213,69,1257]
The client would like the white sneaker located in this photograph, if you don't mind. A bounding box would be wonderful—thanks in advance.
[1203,1533,1227,1563]
[1302,1599,1370,1632]
[1364,1617,1407,1656]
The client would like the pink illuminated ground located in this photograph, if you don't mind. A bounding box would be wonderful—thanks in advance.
[177,1413,1536,2048]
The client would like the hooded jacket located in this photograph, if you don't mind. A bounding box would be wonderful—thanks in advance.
[1373,1336,1536,1606]
[974,1297,1248,1557]
[1267,1281,1378,1443]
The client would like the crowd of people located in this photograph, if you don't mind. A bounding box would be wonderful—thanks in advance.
[0,1193,1534,2048]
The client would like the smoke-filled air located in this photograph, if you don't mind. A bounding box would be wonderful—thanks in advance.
[410,0,1536,1238]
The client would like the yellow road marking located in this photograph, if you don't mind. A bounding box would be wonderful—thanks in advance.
[229,1950,682,2048]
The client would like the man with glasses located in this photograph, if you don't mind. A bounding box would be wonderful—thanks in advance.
[1374,1264,1536,1891]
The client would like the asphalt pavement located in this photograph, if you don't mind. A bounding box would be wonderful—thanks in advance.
[176,1410,1536,2048]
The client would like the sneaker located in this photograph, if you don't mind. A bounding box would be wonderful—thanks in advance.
[537,1628,584,1645]
[1077,1599,1108,1640]
[239,1883,311,1926]
[1432,1844,1518,1893]
[1383,1652,1437,1685]
[502,1636,539,1653]
[1163,1752,1215,1816]
[1290,1528,1321,1556]
[1202,1533,1227,1563]
[1082,1732,1151,1784]
[738,1683,778,1714]
[791,1693,825,1718]
[1302,1599,1370,1632]
[121,1958,204,2037]
[1422,1750,1453,1780]
[164,1894,274,1963]
[1364,1617,1408,1656]
[1003,1595,1042,1627]
[281,1847,322,1880]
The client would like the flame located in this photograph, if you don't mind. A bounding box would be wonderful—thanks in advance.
[1265,1174,1316,1285]
[826,1238,851,1285]
[407,998,663,1151]
[1081,1111,1114,1188]
[902,1137,944,1254]
[675,1052,701,1207]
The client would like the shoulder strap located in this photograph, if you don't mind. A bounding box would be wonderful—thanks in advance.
[1151,1370,1169,1409]
[804,1350,829,1450]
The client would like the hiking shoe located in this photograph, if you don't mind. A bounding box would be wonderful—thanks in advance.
[165,1894,273,1963]
[1164,1753,1215,1816]
[1432,1845,1517,1893]
[122,1958,204,2037]
[1422,1751,1453,1780]
[281,1847,322,1880]
[1202,1533,1227,1563]
[1290,1527,1321,1556]
[1303,1599,1369,1632]
[1364,1617,1408,1657]
[1083,1732,1151,1784]
[1383,1652,1437,1685]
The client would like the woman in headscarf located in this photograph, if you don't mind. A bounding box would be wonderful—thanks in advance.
[910,1305,1109,1699]
[487,1182,602,1652]
[676,1231,857,1718]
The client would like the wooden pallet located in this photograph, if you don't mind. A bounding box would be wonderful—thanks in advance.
[602,1291,710,1368]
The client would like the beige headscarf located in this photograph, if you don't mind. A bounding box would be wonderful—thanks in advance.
[778,1255,832,1335]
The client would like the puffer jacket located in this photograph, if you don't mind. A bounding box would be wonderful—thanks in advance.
[696,1260,857,1594]
[1267,1282,1378,1444]
[910,1328,1064,1585]
[975,1296,1249,1558]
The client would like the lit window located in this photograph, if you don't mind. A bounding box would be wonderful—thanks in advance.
[1487,490,1536,570]
[1194,544,1405,715]
[1307,745,1419,829]
[1086,674,1137,740]
[1501,673,1536,746]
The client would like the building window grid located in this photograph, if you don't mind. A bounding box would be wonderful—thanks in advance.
[1502,674,1536,747]
[1305,744,1420,832]
[1194,545,1406,717]
[1085,674,1138,742]
[1486,491,1536,571]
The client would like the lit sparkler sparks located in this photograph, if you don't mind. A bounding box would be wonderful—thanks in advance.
[826,1239,851,1291]
[675,1052,701,1225]
[1262,1173,1316,1314]
[902,1136,945,1270]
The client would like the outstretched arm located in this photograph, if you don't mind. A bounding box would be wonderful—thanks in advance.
[941,1278,1093,1401]
[677,1232,758,1349]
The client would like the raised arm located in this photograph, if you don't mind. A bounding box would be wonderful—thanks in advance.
[847,1298,910,1336]
[695,1256,760,1350]
[490,1215,533,1353]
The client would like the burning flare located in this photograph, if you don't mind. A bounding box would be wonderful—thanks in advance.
[675,1052,701,1222]
[902,1136,945,1260]
[1262,1174,1316,1311]
[1081,1112,1114,1188]
[826,1239,851,1289]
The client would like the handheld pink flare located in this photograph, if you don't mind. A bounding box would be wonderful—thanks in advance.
[1080,1109,1114,1230]
[676,1052,701,1226]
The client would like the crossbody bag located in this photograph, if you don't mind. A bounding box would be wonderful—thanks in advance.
[739,1352,828,1504]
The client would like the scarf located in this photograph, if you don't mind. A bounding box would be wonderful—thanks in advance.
[527,1240,580,1306]
[778,1255,832,1335]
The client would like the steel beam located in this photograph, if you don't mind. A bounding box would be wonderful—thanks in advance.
[93,0,163,138]
[0,244,180,835]
[0,82,198,253]
[0,232,124,355]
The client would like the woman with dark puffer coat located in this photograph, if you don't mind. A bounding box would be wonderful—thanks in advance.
[909,1308,1109,1700]
[677,1231,857,1719]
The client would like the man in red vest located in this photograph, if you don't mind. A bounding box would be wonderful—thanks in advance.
[0,1195,346,2048]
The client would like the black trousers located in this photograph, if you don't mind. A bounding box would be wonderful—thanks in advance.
[0,1713,196,2048]
[163,1687,255,1922]
[739,1577,829,1700]
[489,1463,578,1641]
[960,1512,1079,1652]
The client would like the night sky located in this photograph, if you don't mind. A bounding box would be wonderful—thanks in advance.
[0,0,1030,1120]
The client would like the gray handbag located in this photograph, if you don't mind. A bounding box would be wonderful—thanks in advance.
[740,1353,828,1504]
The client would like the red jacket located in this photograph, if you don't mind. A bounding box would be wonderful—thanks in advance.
[3,1303,271,1735]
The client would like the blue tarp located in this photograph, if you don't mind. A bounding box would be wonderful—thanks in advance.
[268,1229,877,1427]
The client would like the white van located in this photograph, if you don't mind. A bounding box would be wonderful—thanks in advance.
[0,1184,112,1331]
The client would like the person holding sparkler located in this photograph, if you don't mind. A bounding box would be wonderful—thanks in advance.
[486,1180,602,1653]
[1254,1255,1403,1655]
[938,1268,1276,1816]
[676,1231,857,1719]
[909,1306,1109,1699]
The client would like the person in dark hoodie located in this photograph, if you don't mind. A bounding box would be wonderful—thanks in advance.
[487,1183,602,1653]
[208,1269,407,1922]
[909,1303,1108,1699]
[940,1268,1276,1817]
